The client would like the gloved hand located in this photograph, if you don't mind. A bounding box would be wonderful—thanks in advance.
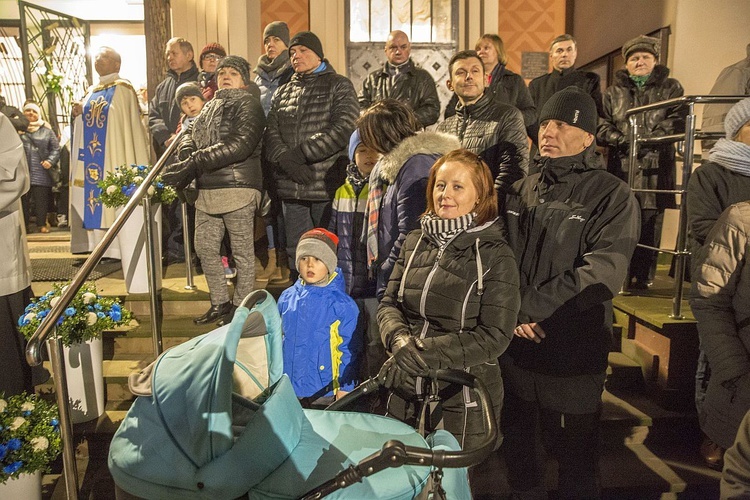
[161,160,197,191]
[279,148,314,185]
[379,334,429,389]
[615,135,630,155]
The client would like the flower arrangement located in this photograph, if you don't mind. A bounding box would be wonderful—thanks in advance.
[18,282,133,347]
[0,392,62,483]
[97,164,177,208]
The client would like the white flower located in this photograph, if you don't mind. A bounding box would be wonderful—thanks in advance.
[24,312,36,323]
[10,416,26,430]
[0,399,6,412]
[83,292,97,304]
[147,186,155,196]
[61,285,69,294]
[31,436,49,452]
[114,171,123,179]
[131,166,139,174]
[87,312,98,325]
[50,296,60,308]
[106,185,117,195]
[21,402,35,412]
[133,176,143,185]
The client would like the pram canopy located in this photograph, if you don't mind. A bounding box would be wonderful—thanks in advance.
[108,290,471,499]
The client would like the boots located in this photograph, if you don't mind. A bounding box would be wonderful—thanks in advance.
[194,301,233,325]
[268,248,292,286]
[256,249,278,281]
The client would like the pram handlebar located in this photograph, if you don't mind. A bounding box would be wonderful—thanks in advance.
[300,369,496,499]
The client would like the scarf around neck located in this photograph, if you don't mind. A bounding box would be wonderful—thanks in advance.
[255,51,290,77]
[420,212,475,248]
[26,118,46,133]
[363,158,387,267]
[708,138,750,176]
[346,162,368,192]
[629,74,649,88]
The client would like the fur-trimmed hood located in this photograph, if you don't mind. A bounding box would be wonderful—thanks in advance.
[614,64,671,88]
[378,131,461,183]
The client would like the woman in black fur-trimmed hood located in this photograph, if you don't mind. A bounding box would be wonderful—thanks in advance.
[597,35,686,290]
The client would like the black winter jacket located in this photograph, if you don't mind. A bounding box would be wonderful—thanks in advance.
[0,96,29,132]
[445,64,536,133]
[378,220,520,449]
[503,148,640,376]
[528,67,603,140]
[597,65,685,209]
[175,87,265,191]
[148,63,200,154]
[437,91,528,193]
[265,62,359,201]
[687,161,750,277]
[358,59,441,128]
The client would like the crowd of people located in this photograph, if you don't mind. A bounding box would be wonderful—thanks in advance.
[2,21,750,497]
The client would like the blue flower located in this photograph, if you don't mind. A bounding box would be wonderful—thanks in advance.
[95,303,102,311]
[97,312,105,319]
[17,315,25,327]
[7,438,21,451]
[22,411,31,417]
[65,307,76,317]
[124,184,136,197]
[155,182,164,189]
[3,461,23,474]
[109,308,122,321]
[25,303,34,313]
[138,165,147,173]
[38,309,49,319]
[50,418,59,427]
[56,316,64,326]
[0,444,7,461]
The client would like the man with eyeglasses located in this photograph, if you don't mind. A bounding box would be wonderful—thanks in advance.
[358,30,440,128]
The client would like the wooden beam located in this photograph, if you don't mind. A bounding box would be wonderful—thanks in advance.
[143,0,171,99]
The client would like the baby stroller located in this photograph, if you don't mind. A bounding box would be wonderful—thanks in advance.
[108,290,496,499]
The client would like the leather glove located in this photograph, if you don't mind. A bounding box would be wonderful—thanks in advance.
[279,148,313,185]
[161,160,196,191]
[378,335,429,391]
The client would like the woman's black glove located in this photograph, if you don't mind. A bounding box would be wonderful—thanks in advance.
[161,160,197,191]
[378,334,430,389]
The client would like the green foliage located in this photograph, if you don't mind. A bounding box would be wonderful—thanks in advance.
[97,164,177,208]
[18,282,133,347]
[0,393,62,483]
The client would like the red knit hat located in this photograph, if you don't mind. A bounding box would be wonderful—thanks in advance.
[296,228,339,274]
[200,42,226,62]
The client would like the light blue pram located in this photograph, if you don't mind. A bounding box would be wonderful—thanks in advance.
[108,290,496,499]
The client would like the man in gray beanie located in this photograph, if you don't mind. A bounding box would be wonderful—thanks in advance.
[501,87,640,499]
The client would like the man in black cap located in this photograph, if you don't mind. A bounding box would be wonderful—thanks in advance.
[358,30,440,128]
[264,31,359,279]
[501,87,640,499]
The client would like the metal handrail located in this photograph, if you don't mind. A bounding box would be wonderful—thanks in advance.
[24,128,184,499]
[625,94,746,319]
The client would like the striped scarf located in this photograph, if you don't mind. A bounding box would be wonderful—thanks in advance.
[363,159,387,267]
[420,212,475,248]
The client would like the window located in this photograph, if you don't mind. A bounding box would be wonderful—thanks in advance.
[349,0,453,43]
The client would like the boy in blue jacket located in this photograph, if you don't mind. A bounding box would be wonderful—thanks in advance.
[278,228,361,407]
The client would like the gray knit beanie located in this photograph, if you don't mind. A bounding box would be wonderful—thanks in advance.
[296,228,338,276]
[175,82,205,105]
[216,55,252,86]
[263,21,290,46]
[725,97,750,140]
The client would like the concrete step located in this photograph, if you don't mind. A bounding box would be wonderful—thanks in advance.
[606,351,646,393]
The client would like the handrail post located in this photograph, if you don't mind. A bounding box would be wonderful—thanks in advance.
[143,196,163,355]
[621,114,641,294]
[671,103,696,319]
[49,333,79,500]
[181,201,196,290]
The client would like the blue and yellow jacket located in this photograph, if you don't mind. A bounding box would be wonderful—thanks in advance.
[278,269,361,398]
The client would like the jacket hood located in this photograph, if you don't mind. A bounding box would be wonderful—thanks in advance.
[294,267,346,291]
[535,145,603,183]
[614,64,670,87]
[378,131,461,183]
[450,218,504,250]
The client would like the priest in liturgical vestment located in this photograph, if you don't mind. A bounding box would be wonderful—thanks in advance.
[70,47,150,258]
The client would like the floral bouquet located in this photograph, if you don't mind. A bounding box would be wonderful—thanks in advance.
[18,282,134,347]
[98,163,177,208]
[0,393,62,483]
